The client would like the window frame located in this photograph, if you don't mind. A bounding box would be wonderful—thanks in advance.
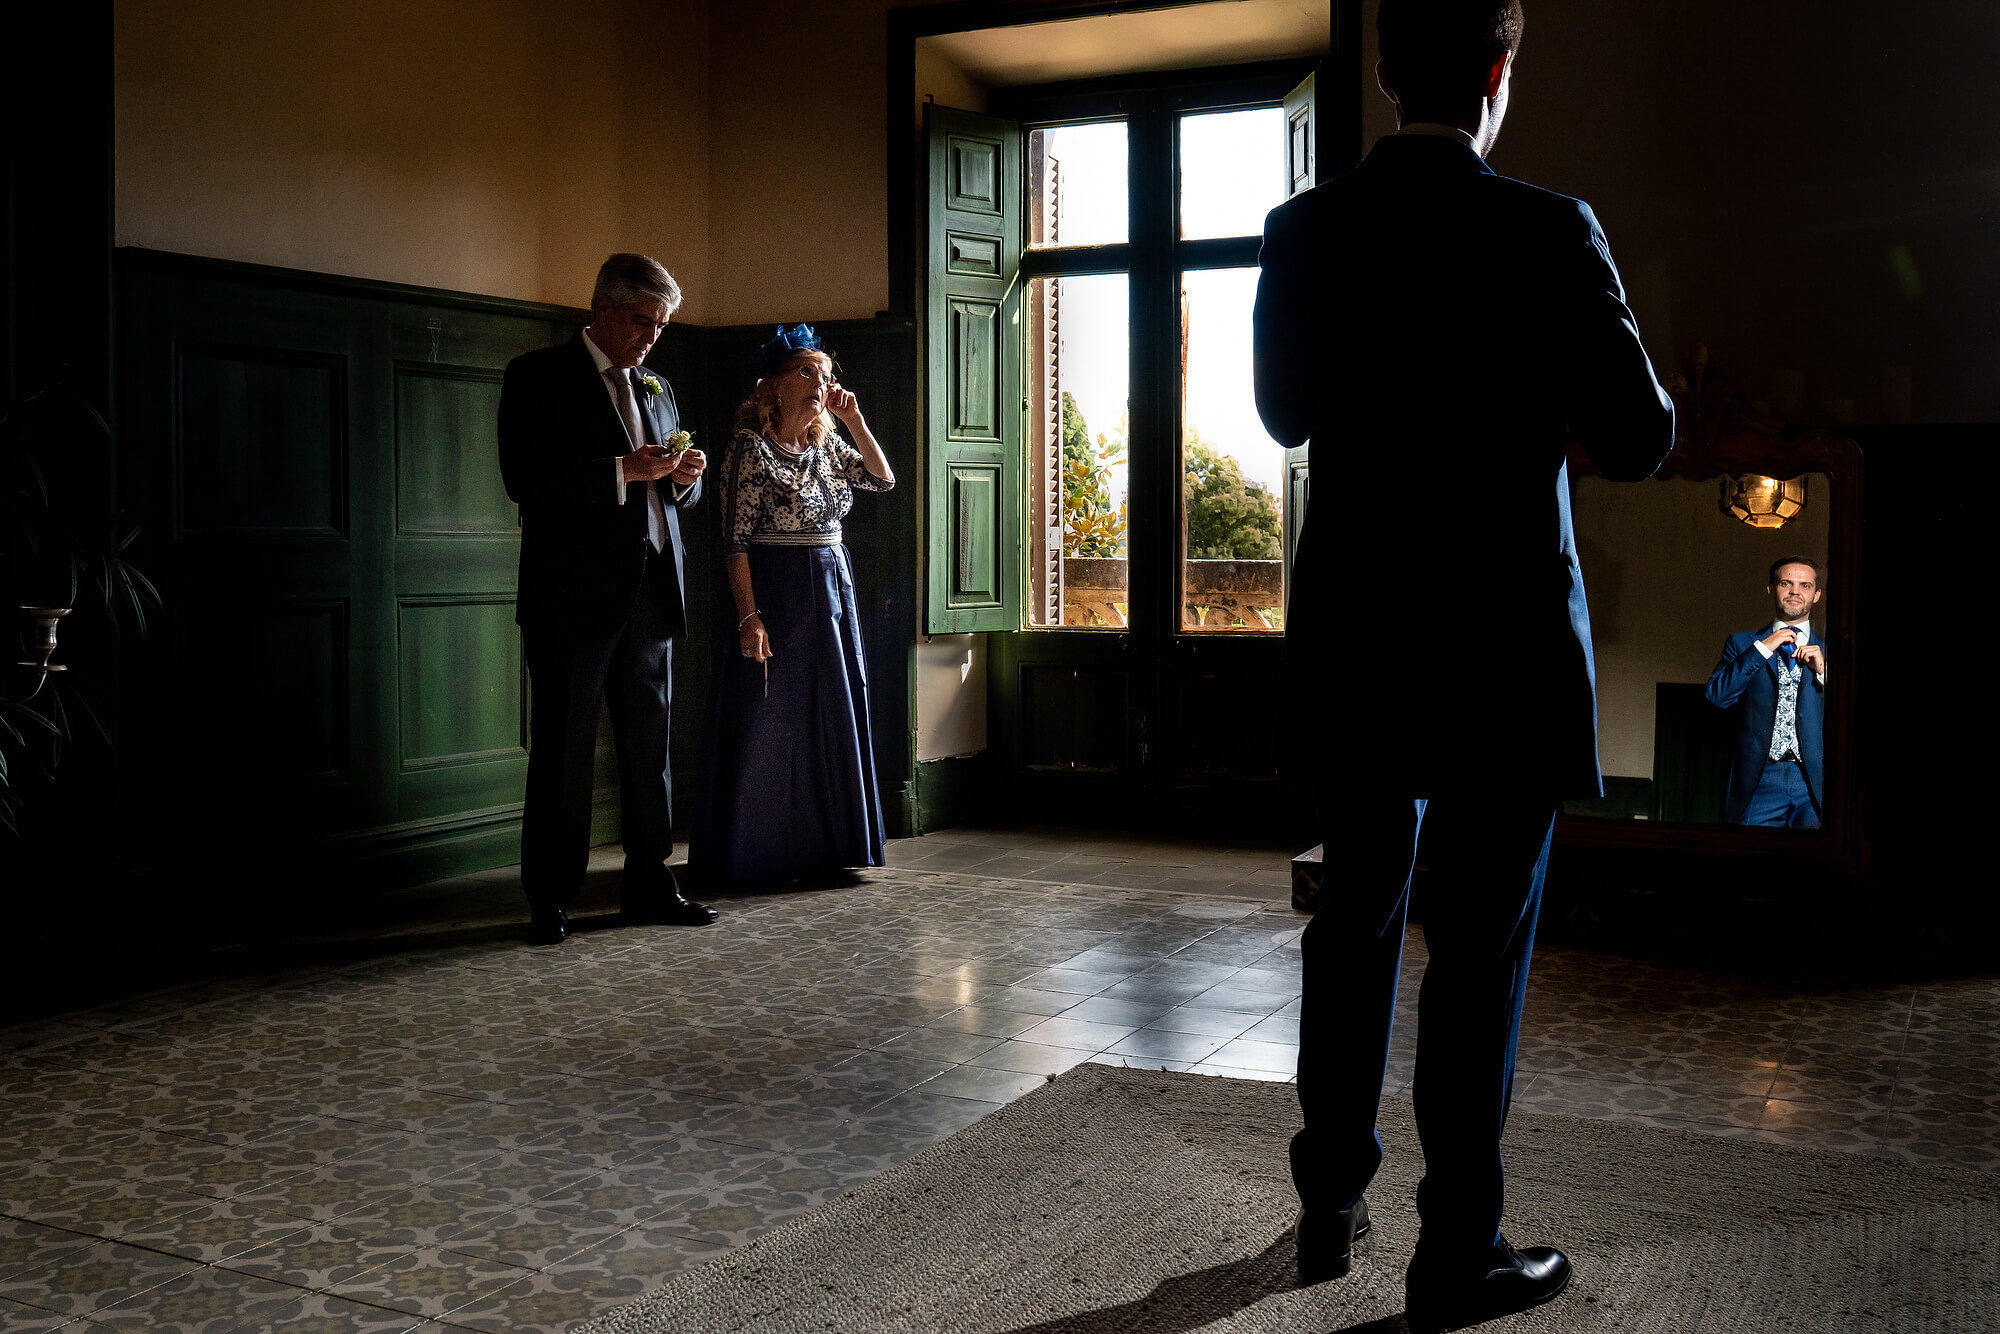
[996,60,1313,639]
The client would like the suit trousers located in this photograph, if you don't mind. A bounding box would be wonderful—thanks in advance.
[1292,785,1557,1260]
[1741,758,1819,829]
[520,549,680,909]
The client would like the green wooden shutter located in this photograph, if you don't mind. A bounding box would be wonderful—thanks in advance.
[1280,71,1316,576]
[925,104,1023,634]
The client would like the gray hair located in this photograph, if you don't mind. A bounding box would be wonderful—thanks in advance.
[592,253,682,317]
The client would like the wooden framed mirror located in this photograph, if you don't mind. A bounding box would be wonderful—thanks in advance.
[1558,346,1866,876]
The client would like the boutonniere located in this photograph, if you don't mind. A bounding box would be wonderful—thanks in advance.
[667,429,693,451]
[637,373,664,398]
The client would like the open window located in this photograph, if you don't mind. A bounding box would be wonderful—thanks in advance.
[921,63,1322,640]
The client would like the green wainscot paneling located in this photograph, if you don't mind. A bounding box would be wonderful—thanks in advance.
[176,344,347,538]
[116,251,588,888]
[395,364,515,535]
[235,601,349,784]
[397,596,524,766]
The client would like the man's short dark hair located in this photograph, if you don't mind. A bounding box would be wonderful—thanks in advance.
[1377,0,1526,114]
[1768,555,1823,586]
[592,253,682,317]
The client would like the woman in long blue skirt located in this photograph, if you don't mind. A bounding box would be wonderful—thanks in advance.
[690,325,893,885]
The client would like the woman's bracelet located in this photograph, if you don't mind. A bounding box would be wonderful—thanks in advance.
[738,610,761,630]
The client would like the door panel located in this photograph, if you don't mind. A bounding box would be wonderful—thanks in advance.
[925,105,1023,634]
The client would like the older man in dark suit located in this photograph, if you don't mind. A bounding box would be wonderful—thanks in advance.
[499,252,715,945]
[1253,2,1674,1325]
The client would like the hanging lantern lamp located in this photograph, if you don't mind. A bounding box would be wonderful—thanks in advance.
[1719,473,1806,529]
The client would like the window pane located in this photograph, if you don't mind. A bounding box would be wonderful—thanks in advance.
[1026,273,1130,628]
[1180,267,1284,633]
[1179,108,1286,240]
[1028,123,1128,248]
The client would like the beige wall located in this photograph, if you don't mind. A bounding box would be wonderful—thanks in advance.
[1575,475,1832,780]
[1363,1,1998,424]
[116,0,715,317]
[704,0,958,326]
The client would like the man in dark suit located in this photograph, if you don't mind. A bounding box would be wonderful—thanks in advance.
[1253,2,1674,1325]
[1705,556,1827,828]
[499,252,716,945]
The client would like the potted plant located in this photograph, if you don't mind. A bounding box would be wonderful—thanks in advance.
[0,372,158,839]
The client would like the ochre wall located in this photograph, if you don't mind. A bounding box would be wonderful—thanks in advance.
[115,0,714,317]
[704,0,958,325]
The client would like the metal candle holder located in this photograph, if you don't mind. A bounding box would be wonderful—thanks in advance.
[4,606,69,703]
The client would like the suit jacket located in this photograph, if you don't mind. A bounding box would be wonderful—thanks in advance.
[1253,134,1675,799]
[499,335,702,635]
[1704,627,1825,822]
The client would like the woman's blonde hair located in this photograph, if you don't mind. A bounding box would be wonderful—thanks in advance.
[734,350,836,447]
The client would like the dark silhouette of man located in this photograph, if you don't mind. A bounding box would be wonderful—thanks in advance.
[1706,556,1827,828]
[1253,2,1674,1326]
[499,252,718,946]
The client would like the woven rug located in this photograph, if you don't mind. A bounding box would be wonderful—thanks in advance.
[579,1064,1997,1333]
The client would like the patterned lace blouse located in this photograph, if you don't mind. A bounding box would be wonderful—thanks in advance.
[720,428,894,554]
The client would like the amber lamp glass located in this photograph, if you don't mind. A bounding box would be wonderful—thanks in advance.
[1719,473,1806,529]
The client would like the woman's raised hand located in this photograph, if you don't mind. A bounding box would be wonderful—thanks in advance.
[825,383,864,428]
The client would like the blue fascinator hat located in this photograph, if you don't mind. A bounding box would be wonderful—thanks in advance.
[757,323,823,377]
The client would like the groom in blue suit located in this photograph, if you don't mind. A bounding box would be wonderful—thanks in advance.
[1254,1,1674,1326]
[1705,556,1827,828]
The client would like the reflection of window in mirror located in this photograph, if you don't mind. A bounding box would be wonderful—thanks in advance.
[1566,474,1832,828]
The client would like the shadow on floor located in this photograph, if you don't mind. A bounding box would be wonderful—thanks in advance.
[996,1235,1409,1334]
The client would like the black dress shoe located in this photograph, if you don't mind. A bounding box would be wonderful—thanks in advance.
[527,905,568,946]
[1295,1196,1371,1284]
[623,887,718,926]
[1404,1238,1571,1332]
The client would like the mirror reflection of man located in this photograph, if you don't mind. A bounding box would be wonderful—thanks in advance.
[1705,556,1827,828]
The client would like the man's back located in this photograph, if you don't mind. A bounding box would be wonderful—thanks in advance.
[1255,133,1674,797]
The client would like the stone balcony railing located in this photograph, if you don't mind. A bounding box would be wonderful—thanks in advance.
[1060,557,1284,631]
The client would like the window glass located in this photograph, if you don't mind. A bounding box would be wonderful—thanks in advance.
[1026,273,1130,628]
[1179,108,1286,240]
[1028,122,1128,248]
[1179,266,1284,633]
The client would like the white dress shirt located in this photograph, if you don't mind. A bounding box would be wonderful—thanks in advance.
[1752,618,1827,684]
[581,330,689,533]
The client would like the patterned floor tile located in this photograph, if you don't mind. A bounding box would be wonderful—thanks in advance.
[0,1295,71,1331]
[109,1197,314,1265]
[325,1245,529,1320]
[8,1181,218,1240]
[0,1218,97,1284]
[85,1264,304,1332]
[252,1290,428,1333]
[218,1221,409,1291]
[0,1238,201,1319]
[430,1203,634,1270]
[439,1271,634,1333]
